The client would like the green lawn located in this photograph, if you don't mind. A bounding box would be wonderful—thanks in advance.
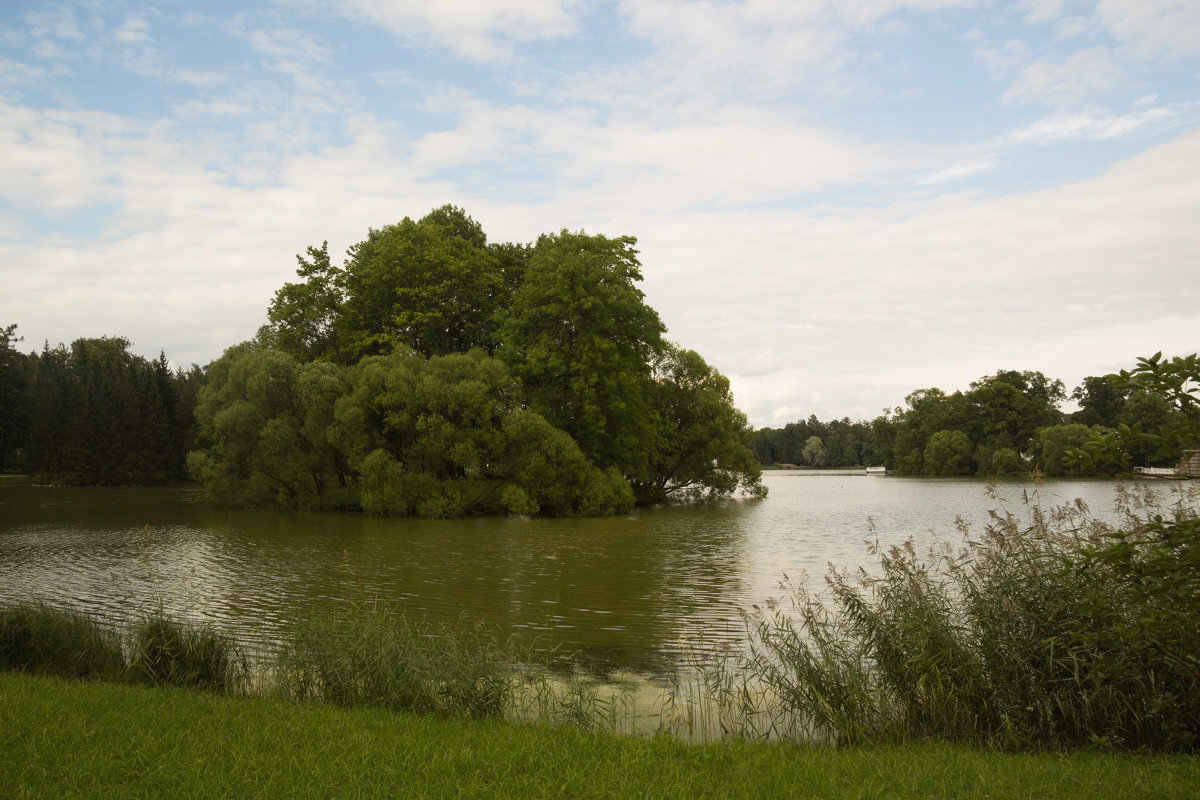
[2,673,1197,799]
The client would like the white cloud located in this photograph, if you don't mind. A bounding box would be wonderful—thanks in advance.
[1018,0,1066,25]
[1097,0,1200,59]
[626,129,1200,423]
[114,16,152,45]
[1002,46,1124,105]
[919,156,998,184]
[24,7,86,42]
[316,0,580,60]
[1006,104,1184,144]
[401,99,897,210]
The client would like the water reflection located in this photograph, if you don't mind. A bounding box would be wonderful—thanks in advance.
[0,475,1147,676]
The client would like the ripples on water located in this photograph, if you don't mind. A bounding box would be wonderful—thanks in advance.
[0,474,1169,676]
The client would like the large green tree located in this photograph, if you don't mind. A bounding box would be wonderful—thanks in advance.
[498,229,667,481]
[1069,353,1200,471]
[265,242,346,362]
[1070,375,1129,428]
[338,206,505,360]
[922,429,975,476]
[333,348,633,517]
[216,209,770,513]
[188,344,353,509]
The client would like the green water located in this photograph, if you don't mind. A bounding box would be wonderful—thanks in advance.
[0,474,1159,675]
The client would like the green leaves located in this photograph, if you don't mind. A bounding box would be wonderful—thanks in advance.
[207,208,766,514]
[1071,353,1200,472]
[499,229,666,478]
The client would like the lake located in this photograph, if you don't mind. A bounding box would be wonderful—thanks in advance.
[0,472,1182,676]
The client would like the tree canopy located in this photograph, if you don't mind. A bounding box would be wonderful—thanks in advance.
[193,208,765,516]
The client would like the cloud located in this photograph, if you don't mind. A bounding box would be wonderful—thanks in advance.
[919,156,999,184]
[1006,104,1186,144]
[1002,46,1125,105]
[401,98,897,211]
[1097,0,1200,59]
[114,16,152,45]
[23,7,86,42]
[625,129,1200,424]
[312,0,581,60]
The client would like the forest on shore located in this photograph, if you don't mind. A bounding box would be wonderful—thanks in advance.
[1,206,1196,509]
[753,357,1199,477]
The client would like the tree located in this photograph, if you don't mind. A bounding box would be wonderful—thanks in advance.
[1069,352,1199,471]
[23,337,177,485]
[802,435,827,467]
[265,242,346,362]
[634,346,764,504]
[966,370,1064,454]
[335,349,633,517]
[1070,375,1129,428]
[1029,424,1114,477]
[922,430,974,476]
[498,229,667,481]
[0,324,30,471]
[338,209,504,360]
[188,344,353,509]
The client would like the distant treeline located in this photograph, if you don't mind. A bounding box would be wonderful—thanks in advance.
[753,366,1194,477]
[0,325,200,484]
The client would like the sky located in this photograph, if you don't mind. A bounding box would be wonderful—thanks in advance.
[1,0,1198,427]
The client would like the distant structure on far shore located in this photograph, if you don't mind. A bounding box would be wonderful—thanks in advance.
[1133,450,1199,479]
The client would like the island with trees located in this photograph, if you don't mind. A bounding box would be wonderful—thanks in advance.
[1,207,765,516]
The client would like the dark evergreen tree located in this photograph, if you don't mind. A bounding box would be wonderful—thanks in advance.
[0,324,30,471]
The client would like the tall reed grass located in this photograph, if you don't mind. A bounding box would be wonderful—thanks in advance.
[128,611,247,693]
[0,602,246,693]
[276,606,515,719]
[739,482,1200,751]
[0,601,125,680]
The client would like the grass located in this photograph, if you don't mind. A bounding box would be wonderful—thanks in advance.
[0,602,246,693]
[3,671,1198,800]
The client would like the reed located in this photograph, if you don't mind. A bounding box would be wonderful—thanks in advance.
[0,601,125,680]
[740,483,1200,751]
[275,605,515,719]
[127,611,247,693]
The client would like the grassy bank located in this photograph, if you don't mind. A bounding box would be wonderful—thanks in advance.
[2,672,1197,800]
